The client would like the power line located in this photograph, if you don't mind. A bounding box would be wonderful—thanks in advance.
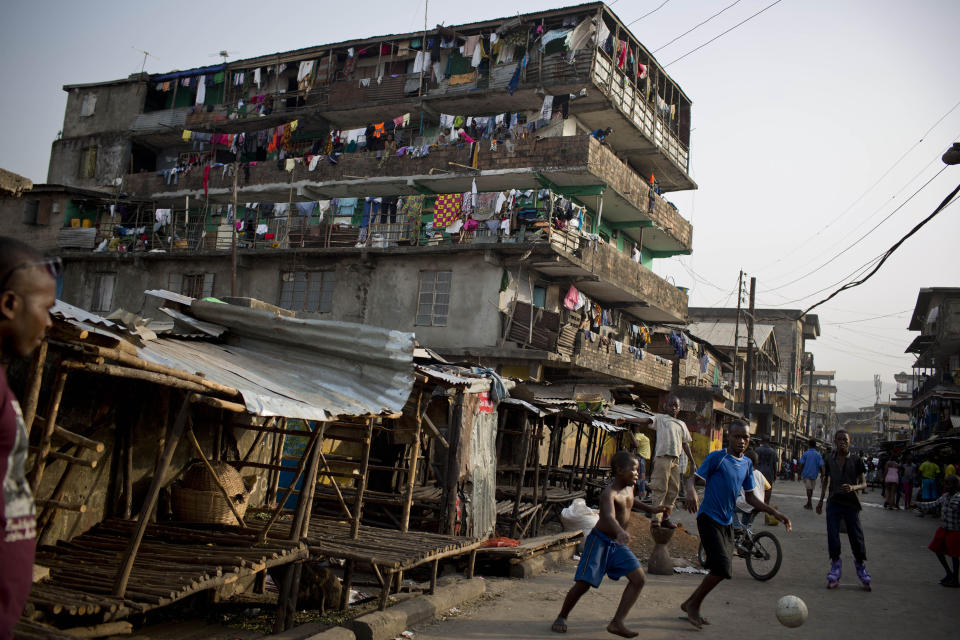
[665,0,785,67]
[759,253,883,307]
[652,0,744,52]
[764,166,948,294]
[823,310,911,325]
[627,1,673,27]
[753,101,960,275]
[799,181,960,318]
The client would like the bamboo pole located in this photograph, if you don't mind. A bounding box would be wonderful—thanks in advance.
[291,422,324,540]
[21,338,48,436]
[317,448,353,521]
[52,425,105,452]
[351,419,375,539]
[258,427,322,543]
[113,394,192,598]
[510,413,530,539]
[185,427,246,527]
[29,369,69,493]
[401,392,424,533]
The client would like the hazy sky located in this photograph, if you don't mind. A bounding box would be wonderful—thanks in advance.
[2,0,958,404]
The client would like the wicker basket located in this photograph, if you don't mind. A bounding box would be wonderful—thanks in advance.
[171,461,249,525]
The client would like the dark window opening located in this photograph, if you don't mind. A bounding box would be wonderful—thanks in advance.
[131,144,157,173]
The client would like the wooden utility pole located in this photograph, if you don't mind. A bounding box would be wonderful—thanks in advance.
[732,270,744,400]
[742,277,756,418]
[231,160,239,296]
[805,355,815,437]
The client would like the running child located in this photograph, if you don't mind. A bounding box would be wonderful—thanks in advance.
[552,451,667,638]
[914,474,960,587]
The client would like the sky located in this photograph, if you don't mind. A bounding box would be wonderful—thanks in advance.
[2,0,958,404]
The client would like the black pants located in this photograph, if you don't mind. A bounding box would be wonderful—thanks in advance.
[826,501,866,562]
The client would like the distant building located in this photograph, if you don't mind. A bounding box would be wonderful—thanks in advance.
[802,370,837,440]
[905,287,960,441]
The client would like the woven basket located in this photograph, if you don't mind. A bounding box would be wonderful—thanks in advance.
[171,461,249,525]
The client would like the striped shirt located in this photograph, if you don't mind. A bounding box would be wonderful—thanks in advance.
[917,492,960,531]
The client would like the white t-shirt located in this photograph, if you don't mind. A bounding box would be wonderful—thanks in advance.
[736,469,770,513]
[653,414,691,458]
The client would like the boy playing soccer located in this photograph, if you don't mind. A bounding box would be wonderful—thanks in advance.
[680,420,791,629]
[552,451,666,638]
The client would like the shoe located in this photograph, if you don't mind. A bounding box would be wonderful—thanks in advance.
[855,561,871,591]
[660,519,677,529]
[827,559,841,589]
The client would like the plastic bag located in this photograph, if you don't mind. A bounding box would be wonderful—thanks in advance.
[482,536,520,548]
[560,498,599,535]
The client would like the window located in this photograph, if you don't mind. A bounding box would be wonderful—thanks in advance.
[79,146,97,179]
[80,93,97,117]
[168,273,215,299]
[91,272,116,313]
[416,270,451,326]
[532,284,547,309]
[279,270,335,313]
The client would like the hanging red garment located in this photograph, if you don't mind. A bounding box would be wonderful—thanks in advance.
[372,122,385,138]
[617,40,627,68]
[203,165,211,197]
[267,128,279,153]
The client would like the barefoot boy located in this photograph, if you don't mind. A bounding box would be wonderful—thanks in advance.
[680,420,791,629]
[552,451,666,638]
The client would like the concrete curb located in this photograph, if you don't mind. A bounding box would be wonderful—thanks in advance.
[348,577,487,640]
[263,622,357,640]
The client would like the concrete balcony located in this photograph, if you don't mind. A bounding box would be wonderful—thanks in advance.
[123,135,691,255]
[561,332,674,390]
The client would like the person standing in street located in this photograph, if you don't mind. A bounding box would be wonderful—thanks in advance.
[817,430,871,590]
[798,439,824,510]
[624,423,651,501]
[883,456,901,510]
[1,237,57,639]
[679,420,791,629]
[901,454,917,510]
[919,458,941,502]
[629,396,695,529]
[755,437,778,505]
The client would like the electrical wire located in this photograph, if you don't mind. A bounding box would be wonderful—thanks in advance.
[752,101,960,276]
[799,181,960,318]
[823,310,911,325]
[627,1,673,27]
[652,0,744,52]
[665,0,785,67]
[765,166,948,294]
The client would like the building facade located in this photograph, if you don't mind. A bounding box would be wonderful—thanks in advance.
[23,3,701,407]
[906,287,960,441]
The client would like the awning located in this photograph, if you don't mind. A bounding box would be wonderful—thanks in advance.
[714,406,744,419]
[151,64,226,82]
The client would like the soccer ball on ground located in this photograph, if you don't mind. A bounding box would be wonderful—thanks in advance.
[776,595,808,628]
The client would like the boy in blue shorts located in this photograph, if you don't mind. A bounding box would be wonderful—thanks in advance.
[552,451,667,638]
[680,421,791,629]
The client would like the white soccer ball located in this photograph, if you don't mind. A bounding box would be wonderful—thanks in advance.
[776,595,808,628]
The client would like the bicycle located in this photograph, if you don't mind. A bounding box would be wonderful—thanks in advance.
[697,518,783,581]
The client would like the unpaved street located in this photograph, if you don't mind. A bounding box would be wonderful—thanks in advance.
[412,481,957,638]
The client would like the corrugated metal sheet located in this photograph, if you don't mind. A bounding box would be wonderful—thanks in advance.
[469,404,498,537]
[158,307,226,337]
[686,321,776,350]
[500,397,547,416]
[591,419,625,432]
[137,301,416,420]
[604,404,654,422]
[52,300,119,330]
[415,364,491,393]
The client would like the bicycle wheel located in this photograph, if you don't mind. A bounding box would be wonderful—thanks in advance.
[697,542,707,569]
[745,531,782,581]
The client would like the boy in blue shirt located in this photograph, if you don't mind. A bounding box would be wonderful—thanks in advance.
[680,421,791,629]
[552,451,667,638]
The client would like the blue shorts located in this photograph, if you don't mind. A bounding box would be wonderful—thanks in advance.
[574,528,641,588]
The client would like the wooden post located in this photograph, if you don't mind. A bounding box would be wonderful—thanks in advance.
[122,424,133,519]
[443,394,463,535]
[292,422,324,540]
[29,369,68,493]
[531,417,543,527]
[569,422,582,490]
[338,559,355,610]
[231,161,239,296]
[274,563,302,632]
[510,413,530,539]
[401,392,424,533]
[21,338,48,436]
[351,419,375,539]
[113,394,191,598]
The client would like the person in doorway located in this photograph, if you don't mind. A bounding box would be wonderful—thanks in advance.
[1,237,57,639]
[552,451,667,637]
[755,437,778,505]
[914,474,960,587]
[817,430,871,590]
[630,396,695,529]
[798,439,824,509]
[919,458,941,502]
[883,455,901,510]
[680,420,791,629]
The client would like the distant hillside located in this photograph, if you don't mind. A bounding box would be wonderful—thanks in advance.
[834,377,898,412]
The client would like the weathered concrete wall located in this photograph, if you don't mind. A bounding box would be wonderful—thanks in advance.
[0,194,65,254]
[61,81,146,138]
[48,134,131,189]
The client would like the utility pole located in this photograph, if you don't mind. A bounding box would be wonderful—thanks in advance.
[742,277,756,418]
[231,160,239,296]
[732,270,744,400]
[805,355,814,437]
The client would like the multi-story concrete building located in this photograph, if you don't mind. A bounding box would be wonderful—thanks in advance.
[27,3,700,409]
[906,287,960,441]
[802,370,837,440]
[687,307,820,451]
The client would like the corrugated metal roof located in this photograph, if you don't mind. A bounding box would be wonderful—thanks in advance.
[592,419,625,432]
[500,397,547,416]
[603,404,654,422]
[415,364,491,392]
[686,321,776,350]
[52,300,120,330]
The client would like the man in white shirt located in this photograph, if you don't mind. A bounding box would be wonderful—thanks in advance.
[632,395,695,529]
